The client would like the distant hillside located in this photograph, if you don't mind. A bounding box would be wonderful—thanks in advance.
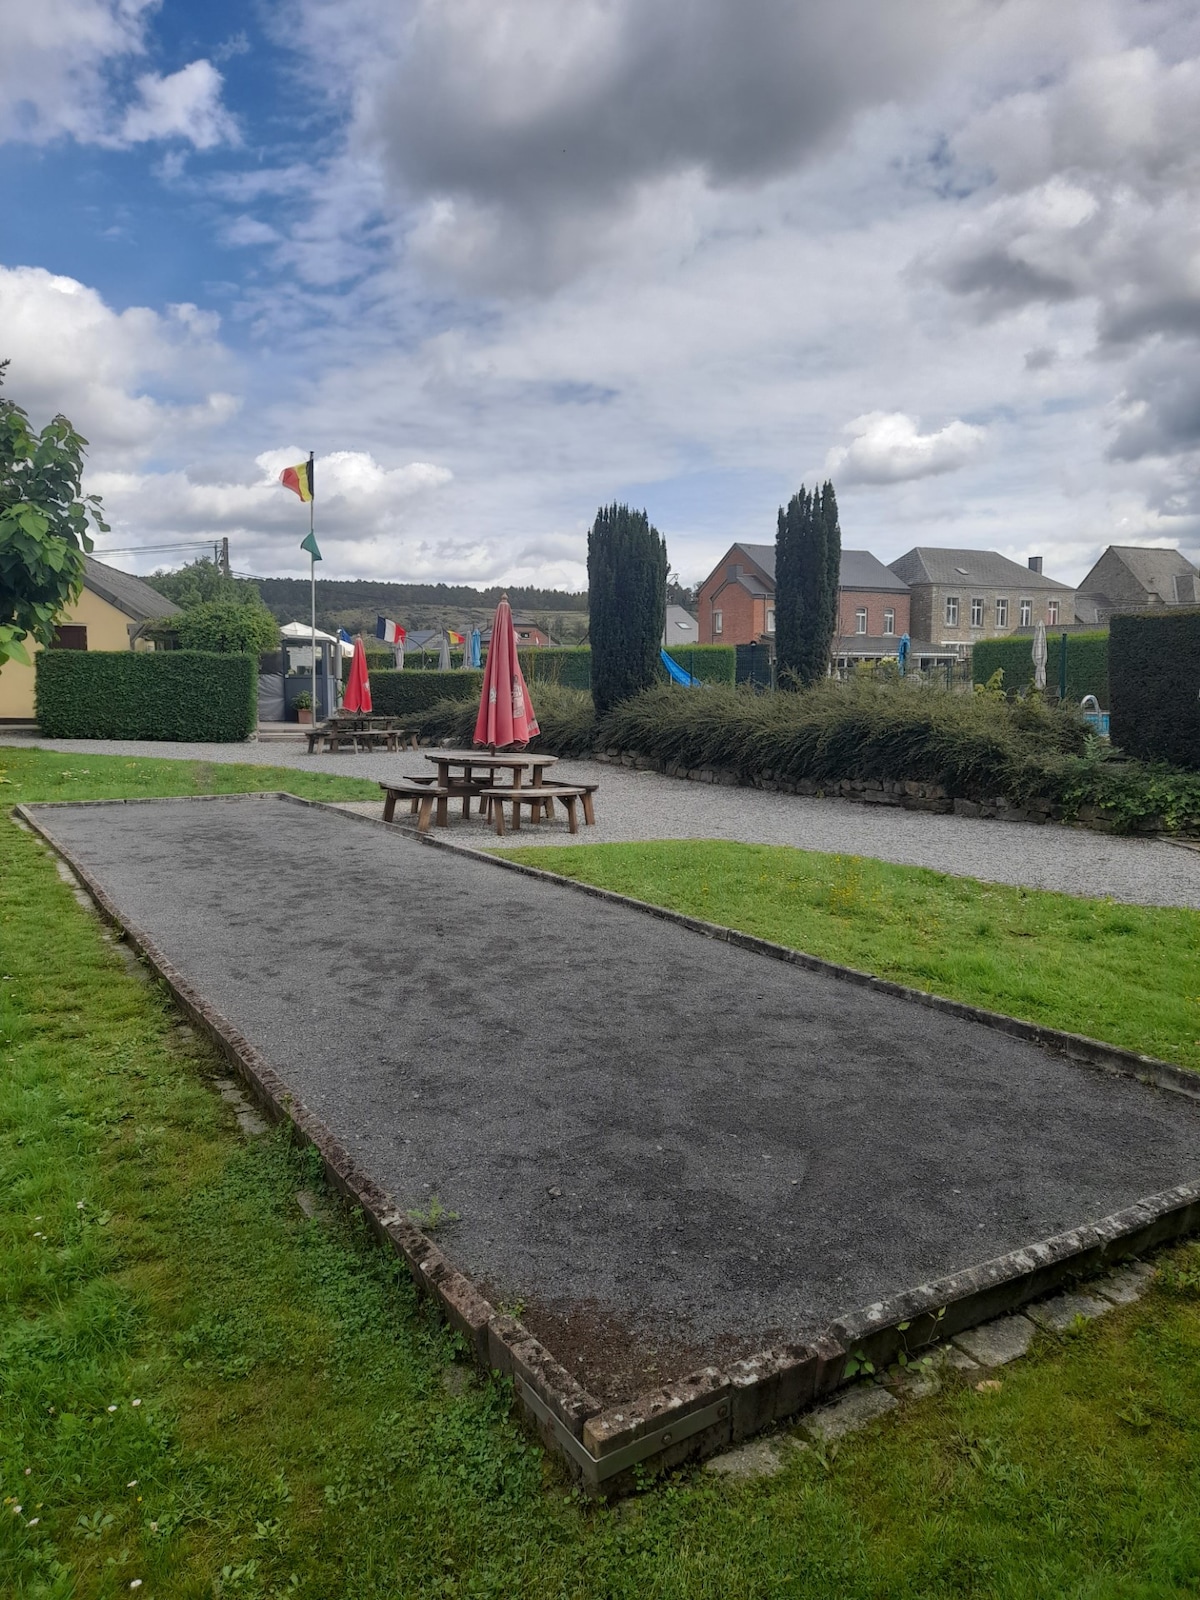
[251,577,582,624]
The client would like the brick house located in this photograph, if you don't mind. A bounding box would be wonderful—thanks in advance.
[832,551,912,665]
[887,548,1075,653]
[1074,545,1200,625]
[696,543,913,651]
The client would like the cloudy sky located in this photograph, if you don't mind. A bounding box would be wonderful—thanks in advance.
[4,0,1199,591]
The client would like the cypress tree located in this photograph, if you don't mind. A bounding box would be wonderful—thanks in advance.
[587,503,668,715]
[774,479,841,687]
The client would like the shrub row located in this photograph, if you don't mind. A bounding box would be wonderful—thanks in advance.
[413,684,598,759]
[36,650,257,742]
[356,644,735,695]
[971,631,1109,705]
[1110,609,1200,770]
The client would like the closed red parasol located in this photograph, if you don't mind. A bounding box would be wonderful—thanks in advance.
[343,635,373,713]
[473,595,539,749]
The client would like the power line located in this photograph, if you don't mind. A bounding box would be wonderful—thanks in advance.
[92,541,215,557]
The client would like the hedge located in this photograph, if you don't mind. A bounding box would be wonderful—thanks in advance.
[519,647,593,689]
[36,650,257,741]
[369,670,483,717]
[1110,609,1200,769]
[663,644,736,686]
[972,631,1109,705]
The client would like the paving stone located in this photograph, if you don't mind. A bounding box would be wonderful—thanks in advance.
[295,1189,322,1219]
[1025,1290,1111,1334]
[800,1384,898,1443]
[952,1314,1037,1367]
[704,1438,787,1481]
[441,1364,472,1396]
[213,1077,270,1137]
[1093,1262,1156,1306]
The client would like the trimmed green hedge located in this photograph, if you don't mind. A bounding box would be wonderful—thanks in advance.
[36,650,256,741]
[353,644,734,697]
[520,647,593,689]
[664,644,736,686]
[972,631,1109,704]
[370,670,483,717]
[1110,610,1200,769]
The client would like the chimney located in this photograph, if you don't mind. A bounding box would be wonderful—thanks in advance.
[1028,556,1043,574]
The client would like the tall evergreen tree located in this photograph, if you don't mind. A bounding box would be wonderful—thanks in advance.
[774,479,842,687]
[588,503,668,714]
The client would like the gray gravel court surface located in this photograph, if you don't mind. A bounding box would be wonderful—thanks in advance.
[5,728,1200,907]
[30,794,1200,1398]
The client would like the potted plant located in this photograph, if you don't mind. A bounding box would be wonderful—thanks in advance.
[294,690,314,725]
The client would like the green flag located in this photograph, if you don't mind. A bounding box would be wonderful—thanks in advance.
[300,531,322,561]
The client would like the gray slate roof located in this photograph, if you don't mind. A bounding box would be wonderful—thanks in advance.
[888,548,1072,591]
[1098,545,1199,605]
[664,605,699,640]
[85,557,181,619]
[731,544,908,592]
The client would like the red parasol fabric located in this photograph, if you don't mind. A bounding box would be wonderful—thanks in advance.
[343,636,373,714]
[473,595,540,749]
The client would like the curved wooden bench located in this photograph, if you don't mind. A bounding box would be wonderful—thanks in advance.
[379,779,449,833]
[481,786,595,837]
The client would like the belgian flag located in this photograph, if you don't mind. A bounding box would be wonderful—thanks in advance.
[279,458,314,501]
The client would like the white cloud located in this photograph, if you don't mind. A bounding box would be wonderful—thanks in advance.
[0,1,235,150]
[826,413,987,485]
[0,266,237,458]
[117,61,239,149]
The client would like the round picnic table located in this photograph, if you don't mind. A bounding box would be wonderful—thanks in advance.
[423,749,558,820]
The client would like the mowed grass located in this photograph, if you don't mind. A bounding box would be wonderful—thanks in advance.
[500,840,1200,1071]
[5,752,1200,1595]
[0,744,381,808]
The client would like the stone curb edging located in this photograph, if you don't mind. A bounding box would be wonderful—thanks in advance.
[15,792,1200,1495]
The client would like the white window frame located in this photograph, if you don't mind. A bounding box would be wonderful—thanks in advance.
[1047,600,1059,625]
[945,595,959,626]
[855,607,868,635]
[765,607,775,634]
[1019,598,1032,627]
[995,597,1008,628]
[971,597,984,627]
[883,609,895,636]
[712,609,723,636]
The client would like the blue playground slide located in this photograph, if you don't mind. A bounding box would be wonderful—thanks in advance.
[660,648,702,687]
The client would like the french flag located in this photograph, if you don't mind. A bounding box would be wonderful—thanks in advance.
[375,616,405,645]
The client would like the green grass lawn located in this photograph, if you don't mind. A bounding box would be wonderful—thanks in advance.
[5,749,1200,1596]
[0,745,381,808]
[499,840,1200,1072]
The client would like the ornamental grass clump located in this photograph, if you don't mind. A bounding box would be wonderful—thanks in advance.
[411,685,597,758]
[599,678,1089,795]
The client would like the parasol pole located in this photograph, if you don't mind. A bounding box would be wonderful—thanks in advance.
[308,452,317,722]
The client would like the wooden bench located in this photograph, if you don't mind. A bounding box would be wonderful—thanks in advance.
[379,779,449,833]
[481,785,596,837]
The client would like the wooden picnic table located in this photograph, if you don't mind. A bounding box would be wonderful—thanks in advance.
[308,715,419,754]
[422,749,559,819]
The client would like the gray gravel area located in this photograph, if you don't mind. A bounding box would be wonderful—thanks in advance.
[30,794,1200,1396]
[5,728,1200,907]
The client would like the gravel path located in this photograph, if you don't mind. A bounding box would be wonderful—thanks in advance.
[6,729,1200,908]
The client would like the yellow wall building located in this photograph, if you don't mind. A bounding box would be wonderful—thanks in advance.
[0,557,180,721]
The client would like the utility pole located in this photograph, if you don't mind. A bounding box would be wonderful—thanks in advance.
[220,536,231,580]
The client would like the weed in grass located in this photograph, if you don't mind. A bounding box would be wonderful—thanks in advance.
[405,1193,460,1232]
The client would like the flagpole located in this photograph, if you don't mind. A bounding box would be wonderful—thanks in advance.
[308,452,317,723]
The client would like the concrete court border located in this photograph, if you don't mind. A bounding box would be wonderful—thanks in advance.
[15,790,1200,1493]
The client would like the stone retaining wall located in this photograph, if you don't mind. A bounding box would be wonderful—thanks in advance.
[593,751,1175,834]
